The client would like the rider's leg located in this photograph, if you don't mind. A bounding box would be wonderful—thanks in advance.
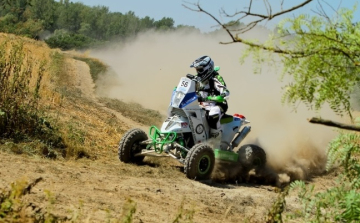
[208,106,223,139]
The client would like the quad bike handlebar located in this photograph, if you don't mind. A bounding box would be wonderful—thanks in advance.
[186,73,199,82]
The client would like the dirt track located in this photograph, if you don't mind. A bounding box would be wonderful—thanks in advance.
[0,143,337,223]
[0,151,281,222]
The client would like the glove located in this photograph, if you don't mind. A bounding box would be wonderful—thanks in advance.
[206,95,225,103]
[198,96,206,102]
[196,92,203,102]
[195,76,202,82]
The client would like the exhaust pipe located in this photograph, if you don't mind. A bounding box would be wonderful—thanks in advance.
[231,126,251,148]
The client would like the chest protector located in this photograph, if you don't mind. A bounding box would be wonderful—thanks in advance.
[200,74,228,114]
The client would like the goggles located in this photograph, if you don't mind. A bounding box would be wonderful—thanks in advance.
[195,67,204,73]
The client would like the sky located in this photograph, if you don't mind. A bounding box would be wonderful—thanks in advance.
[72,0,359,32]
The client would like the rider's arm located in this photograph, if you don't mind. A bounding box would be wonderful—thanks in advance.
[214,75,230,98]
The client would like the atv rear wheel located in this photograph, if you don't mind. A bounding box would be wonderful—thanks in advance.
[237,144,266,170]
[184,143,215,180]
[118,128,148,164]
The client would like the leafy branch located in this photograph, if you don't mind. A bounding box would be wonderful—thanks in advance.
[183,0,313,45]
[184,1,360,123]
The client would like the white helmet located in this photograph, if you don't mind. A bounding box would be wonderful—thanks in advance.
[190,56,214,82]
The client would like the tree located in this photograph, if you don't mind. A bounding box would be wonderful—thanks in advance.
[55,0,84,32]
[184,1,360,131]
[104,12,125,39]
[120,11,140,37]
[139,16,155,30]
[0,0,32,20]
[79,5,110,40]
[30,0,58,31]
[0,0,43,38]
[154,17,175,30]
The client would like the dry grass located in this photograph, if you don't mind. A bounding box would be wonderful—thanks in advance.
[0,33,162,161]
[0,33,180,222]
[101,97,165,127]
[0,33,63,148]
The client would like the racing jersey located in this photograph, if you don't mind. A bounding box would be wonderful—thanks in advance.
[197,71,230,112]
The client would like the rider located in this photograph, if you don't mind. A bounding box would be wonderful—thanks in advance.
[190,55,230,141]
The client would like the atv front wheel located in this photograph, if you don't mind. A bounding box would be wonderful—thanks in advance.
[237,144,266,170]
[184,143,215,180]
[118,128,148,164]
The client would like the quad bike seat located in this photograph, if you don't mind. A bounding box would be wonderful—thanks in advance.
[220,114,234,124]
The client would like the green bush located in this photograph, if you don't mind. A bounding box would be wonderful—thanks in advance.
[284,131,360,222]
[45,32,98,50]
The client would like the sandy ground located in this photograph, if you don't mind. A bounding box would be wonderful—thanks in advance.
[0,151,281,222]
[0,148,336,223]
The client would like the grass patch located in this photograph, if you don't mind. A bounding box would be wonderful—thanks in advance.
[0,35,65,153]
[0,139,65,159]
[52,97,126,160]
[0,34,159,161]
[101,98,164,126]
[0,178,66,222]
[0,34,125,160]
[73,56,108,82]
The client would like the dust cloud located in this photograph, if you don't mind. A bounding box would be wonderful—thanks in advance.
[89,28,345,185]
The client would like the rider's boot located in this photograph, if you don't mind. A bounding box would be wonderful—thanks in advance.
[210,128,222,149]
[210,128,222,138]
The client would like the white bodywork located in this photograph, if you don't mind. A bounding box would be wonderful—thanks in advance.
[161,76,247,150]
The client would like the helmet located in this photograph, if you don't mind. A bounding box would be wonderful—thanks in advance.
[190,56,214,82]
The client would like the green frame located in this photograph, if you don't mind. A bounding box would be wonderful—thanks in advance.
[148,126,177,153]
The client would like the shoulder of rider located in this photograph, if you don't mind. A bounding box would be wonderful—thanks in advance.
[213,72,227,86]
[212,70,230,97]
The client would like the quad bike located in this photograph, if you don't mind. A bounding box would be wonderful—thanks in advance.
[118,66,266,181]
